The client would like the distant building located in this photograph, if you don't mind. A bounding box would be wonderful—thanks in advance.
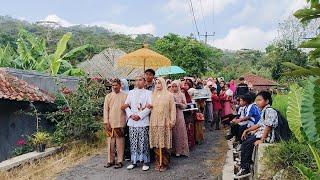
[237,73,278,92]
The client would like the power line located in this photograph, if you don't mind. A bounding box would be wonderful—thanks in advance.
[199,0,207,32]
[188,0,200,39]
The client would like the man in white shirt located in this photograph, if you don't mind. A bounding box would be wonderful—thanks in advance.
[124,75,152,171]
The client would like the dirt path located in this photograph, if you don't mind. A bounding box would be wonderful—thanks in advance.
[57,128,227,180]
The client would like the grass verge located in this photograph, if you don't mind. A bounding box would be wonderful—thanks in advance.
[0,141,104,180]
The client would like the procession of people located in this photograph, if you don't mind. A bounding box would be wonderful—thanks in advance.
[103,69,279,177]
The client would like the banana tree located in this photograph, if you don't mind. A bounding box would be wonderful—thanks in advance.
[0,44,16,67]
[286,77,320,179]
[48,32,89,76]
[13,29,89,76]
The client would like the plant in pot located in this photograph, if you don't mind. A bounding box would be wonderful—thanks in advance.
[31,131,51,152]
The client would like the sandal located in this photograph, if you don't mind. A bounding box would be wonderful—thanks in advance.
[114,162,123,169]
[155,165,161,171]
[104,162,115,168]
[159,166,167,172]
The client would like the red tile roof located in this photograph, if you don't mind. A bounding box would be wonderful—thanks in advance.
[237,73,278,86]
[0,70,55,103]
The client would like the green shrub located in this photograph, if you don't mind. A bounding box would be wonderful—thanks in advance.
[272,94,288,119]
[11,136,33,157]
[31,131,51,145]
[46,79,109,144]
[264,140,317,179]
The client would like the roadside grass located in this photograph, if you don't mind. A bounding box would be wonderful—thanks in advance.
[0,131,106,180]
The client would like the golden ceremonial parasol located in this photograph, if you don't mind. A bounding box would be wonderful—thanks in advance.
[117,44,171,70]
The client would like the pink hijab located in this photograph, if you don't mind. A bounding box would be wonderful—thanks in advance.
[229,79,236,93]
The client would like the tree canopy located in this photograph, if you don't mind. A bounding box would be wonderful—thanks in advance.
[153,33,222,77]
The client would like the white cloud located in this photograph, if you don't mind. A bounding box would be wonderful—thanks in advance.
[90,21,156,35]
[213,26,276,50]
[233,0,308,24]
[164,0,237,21]
[40,14,156,35]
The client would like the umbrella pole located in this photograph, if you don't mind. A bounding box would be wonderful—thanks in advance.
[144,58,146,71]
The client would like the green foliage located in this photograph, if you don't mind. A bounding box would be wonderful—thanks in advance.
[272,94,289,119]
[153,33,222,77]
[295,144,320,179]
[0,44,16,67]
[264,140,317,179]
[11,136,33,157]
[301,77,320,143]
[286,84,304,142]
[0,29,88,76]
[47,79,108,143]
[282,62,320,78]
[266,40,308,80]
[216,49,274,81]
[31,131,51,145]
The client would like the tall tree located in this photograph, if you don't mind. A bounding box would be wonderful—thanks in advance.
[153,33,222,76]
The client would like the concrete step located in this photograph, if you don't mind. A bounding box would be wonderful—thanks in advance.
[0,147,61,171]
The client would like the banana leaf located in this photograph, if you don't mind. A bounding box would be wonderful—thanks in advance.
[287,84,304,142]
[62,44,92,59]
[301,77,320,142]
[309,144,320,173]
[295,163,320,179]
[53,32,72,62]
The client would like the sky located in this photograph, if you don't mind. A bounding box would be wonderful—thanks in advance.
[0,0,308,50]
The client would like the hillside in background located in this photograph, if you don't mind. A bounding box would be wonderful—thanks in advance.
[0,16,309,81]
[0,16,158,58]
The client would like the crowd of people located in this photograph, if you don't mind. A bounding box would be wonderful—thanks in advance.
[103,69,279,177]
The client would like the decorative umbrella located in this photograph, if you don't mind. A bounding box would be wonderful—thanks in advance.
[156,66,186,76]
[117,44,171,70]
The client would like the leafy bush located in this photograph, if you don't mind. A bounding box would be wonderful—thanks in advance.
[272,94,288,119]
[46,79,109,144]
[31,131,51,145]
[12,136,33,157]
[264,140,317,179]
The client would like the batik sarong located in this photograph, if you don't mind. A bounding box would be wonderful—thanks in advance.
[154,148,170,168]
[129,126,150,164]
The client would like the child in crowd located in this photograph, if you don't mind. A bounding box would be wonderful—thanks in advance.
[227,96,246,142]
[211,88,222,130]
[228,93,260,143]
[234,91,278,178]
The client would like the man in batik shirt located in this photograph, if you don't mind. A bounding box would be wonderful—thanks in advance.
[125,75,152,171]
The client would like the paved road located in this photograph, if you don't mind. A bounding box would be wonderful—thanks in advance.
[57,128,226,180]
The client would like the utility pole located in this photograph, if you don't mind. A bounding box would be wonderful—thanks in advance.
[200,32,215,44]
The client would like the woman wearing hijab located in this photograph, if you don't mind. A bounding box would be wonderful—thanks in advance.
[121,79,130,93]
[171,80,189,157]
[181,82,196,149]
[149,77,176,172]
[120,79,130,161]
[229,79,236,94]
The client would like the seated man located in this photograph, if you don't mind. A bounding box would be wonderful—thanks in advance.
[234,91,278,178]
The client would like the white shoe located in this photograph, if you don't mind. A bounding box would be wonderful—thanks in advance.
[176,154,181,157]
[127,164,136,170]
[142,165,150,171]
[233,149,240,154]
[233,168,251,179]
[236,144,241,151]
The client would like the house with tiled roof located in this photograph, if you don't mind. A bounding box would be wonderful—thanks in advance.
[0,70,55,103]
[237,73,278,91]
[0,70,56,162]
